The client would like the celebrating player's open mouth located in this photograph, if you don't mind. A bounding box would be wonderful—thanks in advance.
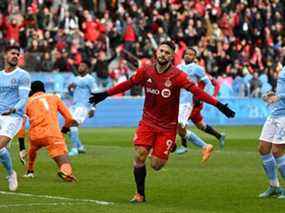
[157,56,166,64]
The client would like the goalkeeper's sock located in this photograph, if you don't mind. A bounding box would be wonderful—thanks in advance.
[133,164,146,197]
[185,130,207,149]
[275,155,285,180]
[261,154,279,187]
[28,147,37,172]
[18,138,25,151]
[0,147,13,176]
[180,136,188,148]
[70,127,82,149]
[204,125,221,140]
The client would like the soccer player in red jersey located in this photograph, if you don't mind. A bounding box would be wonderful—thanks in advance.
[89,41,235,203]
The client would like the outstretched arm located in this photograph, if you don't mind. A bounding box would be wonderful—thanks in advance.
[177,72,235,118]
[89,67,145,105]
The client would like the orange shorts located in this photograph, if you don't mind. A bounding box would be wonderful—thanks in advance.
[29,137,68,158]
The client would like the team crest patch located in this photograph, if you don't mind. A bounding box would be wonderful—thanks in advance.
[161,88,171,98]
[11,78,17,85]
[21,78,30,86]
[165,79,172,87]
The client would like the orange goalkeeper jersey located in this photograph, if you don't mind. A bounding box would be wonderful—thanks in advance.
[26,92,74,141]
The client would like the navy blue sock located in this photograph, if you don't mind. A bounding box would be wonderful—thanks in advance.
[134,165,146,197]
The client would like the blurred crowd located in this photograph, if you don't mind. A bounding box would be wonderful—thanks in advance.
[0,0,285,97]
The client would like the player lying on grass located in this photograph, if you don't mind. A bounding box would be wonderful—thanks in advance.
[23,81,77,182]
[89,41,235,203]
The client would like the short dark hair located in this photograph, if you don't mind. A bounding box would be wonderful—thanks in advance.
[80,60,92,68]
[4,45,20,53]
[160,41,176,52]
[183,47,198,58]
[188,47,197,55]
[29,81,45,97]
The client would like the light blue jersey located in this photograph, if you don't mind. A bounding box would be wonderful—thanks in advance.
[177,62,213,104]
[270,68,285,117]
[0,67,31,116]
[72,74,97,107]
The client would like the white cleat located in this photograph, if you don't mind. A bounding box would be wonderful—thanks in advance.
[175,146,188,155]
[23,172,34,178]
[68,148,79,157]
[78,145,86,154]
[7,170,18,191]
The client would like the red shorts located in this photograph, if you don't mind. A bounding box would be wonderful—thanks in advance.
[133,123,176,160]
[189,103,204,124]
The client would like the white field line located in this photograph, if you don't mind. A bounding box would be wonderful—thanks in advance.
[0,191,113,206]
[0,202,88,208]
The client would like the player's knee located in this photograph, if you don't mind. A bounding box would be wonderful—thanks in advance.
[150,158,166,171]
[177,125,186,137]
[0,136,11,149]
[196,123,204,130]
[134,147,148,163]
[151,162,163,171]
[258,142,271,155]
[272,145,285,158]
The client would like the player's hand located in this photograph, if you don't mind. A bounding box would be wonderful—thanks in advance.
[1,108,16,115]
[88,109,95,118]
[193,98,202,106]
[262,91,278,104]
[89,92,108,106]
[216,102,235,118]
[19,149,27,165]
[61,126,70,134]
[68,83,76,92]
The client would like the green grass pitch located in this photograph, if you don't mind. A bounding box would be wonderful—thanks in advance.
[0,126,284,213]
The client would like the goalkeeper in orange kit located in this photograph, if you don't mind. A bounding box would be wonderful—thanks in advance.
[23,81,77,182]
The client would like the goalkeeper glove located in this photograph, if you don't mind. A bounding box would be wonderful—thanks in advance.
[89,92,108,106]
[61,126,70,134]
[216,102,235,118]
[19,149,27,165]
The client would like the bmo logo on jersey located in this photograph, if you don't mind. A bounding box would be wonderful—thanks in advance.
[146,87,160,95]
[146,87,171,98]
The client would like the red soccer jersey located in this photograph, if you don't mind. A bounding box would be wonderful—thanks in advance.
[108,64,217,132]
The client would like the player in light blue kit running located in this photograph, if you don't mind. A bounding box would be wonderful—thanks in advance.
[176,47,222,162]
[68,61,98,156]
[0,45,31,191]
[258,63,285,198]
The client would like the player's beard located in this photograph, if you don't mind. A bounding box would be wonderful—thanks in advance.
[184,59,194,64]
[8,58,18,67]
[157,57,169,66]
